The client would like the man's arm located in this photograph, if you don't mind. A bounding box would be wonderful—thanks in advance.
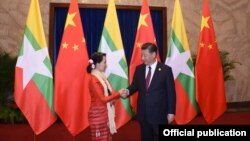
[166,67,176,122]
[120,67,139,98]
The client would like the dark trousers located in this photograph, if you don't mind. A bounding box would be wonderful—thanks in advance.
[140,120,159,141]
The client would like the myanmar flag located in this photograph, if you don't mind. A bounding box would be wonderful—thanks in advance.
[165,0,198,124]
[15,0,56,134]
[98,0,134,128]
[195,0,226,124]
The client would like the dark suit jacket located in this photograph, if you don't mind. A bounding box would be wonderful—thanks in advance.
[128,62,176,124]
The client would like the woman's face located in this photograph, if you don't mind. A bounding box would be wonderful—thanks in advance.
[96,56,107,72]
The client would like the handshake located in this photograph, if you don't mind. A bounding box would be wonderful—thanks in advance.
[118,89,129,98]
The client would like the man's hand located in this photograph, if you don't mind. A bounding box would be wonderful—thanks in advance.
[119,89,129,98]
[167,114,175,124]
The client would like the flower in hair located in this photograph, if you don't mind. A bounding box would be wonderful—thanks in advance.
[89,59,93,64]
[91,64,95,69]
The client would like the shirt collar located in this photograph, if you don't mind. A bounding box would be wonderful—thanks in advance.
[147,60,157,69]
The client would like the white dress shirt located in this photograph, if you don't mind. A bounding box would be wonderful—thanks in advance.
[145,60,157,87]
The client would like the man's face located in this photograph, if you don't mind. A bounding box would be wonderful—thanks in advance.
[141,49,156,65]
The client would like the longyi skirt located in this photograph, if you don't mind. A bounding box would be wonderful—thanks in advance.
[88,106,111,141]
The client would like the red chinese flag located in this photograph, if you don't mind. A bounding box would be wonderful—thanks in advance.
[54,0,90,136]
[129,0,160,113]
[195,0,226,124]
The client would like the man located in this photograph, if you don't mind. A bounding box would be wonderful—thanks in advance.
[121,42,176,141]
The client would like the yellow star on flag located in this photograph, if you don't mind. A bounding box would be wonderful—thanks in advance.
[208,44,213,49]
[62,42,68,49]
[137,14,148,29]
[82,38,85,44]
[64,12,76,29]
[200,42,205,48]
[136,42,142,48]
[200,16,210,31]
[154,38,157,44]
[72,44,79,51]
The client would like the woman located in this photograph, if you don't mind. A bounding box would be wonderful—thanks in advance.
[87,52,122,141]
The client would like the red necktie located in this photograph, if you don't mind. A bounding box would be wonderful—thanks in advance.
[146,66,151,89]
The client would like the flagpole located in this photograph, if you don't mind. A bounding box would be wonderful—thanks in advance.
[33,132,36,141]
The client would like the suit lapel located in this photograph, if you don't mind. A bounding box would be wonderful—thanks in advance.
[142,65,147,91]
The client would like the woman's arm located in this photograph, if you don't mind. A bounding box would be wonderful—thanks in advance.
[90,78,119,102]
